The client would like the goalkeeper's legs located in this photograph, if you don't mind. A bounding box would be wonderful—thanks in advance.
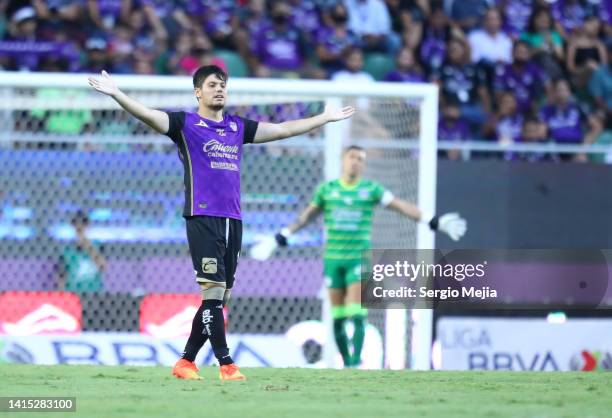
[346,282,368,367]
[329,288,351,367]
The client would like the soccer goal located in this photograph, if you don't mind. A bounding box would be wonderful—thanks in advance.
[0,72,438,370]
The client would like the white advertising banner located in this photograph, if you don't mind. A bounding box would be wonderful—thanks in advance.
[436,317,612,371]
[0,332,306,367]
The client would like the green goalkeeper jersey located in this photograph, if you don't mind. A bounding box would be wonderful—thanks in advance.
[311,178,390,261]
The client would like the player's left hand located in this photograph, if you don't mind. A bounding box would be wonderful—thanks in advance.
[437,212,467,241]
[323,105,356,122]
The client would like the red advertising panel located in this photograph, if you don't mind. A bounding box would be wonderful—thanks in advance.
[140,294,228,338]
[0,291,82,335]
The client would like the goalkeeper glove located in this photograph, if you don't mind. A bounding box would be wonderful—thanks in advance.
[275,227,291,247]
[422,212,467,241]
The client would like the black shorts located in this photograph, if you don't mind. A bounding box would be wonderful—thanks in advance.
[185,215,242,289]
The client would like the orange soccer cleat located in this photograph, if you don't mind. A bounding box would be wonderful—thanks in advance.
[172,358,203,380]
[219,363,246,381]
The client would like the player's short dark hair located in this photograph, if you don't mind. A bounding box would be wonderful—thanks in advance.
[193,65,227,89]
[71,210,89,226]
[344,145,365,154]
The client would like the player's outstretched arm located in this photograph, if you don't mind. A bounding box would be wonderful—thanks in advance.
[252,105,355,144]
[275,204,322,246]
[387,198,468,241]
[88,70,170,134]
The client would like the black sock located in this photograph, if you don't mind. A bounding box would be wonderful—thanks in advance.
[202,299,233,366]
[181,302,209,362]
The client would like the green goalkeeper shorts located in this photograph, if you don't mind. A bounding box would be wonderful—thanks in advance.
[323,258,362,289]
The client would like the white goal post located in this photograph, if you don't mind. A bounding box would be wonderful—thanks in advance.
[0,72,439,370]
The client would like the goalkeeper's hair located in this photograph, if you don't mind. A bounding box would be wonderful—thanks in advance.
[344,145,365,154]
[193,65,228,88]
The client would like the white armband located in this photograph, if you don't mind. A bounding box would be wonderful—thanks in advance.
[380,190,395,207]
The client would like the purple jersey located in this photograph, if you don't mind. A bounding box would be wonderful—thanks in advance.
[496,0,533,36]
[438,118,470,141]
[552,0,586,34]
[165,111,258,219]
[384,70,424,83]
[254,24,305,70]
[494,62,547,112]
[539,103,585,144]
[496,114,523,141]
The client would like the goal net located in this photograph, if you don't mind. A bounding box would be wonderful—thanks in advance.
[0,73,437,369]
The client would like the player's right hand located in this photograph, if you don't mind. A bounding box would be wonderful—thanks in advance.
[88,70,119,97]
[275,231,289,247]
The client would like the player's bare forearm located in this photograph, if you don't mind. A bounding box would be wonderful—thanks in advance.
[88,71,169,134]
[387,198,422,222]
[253,105,355,143]
[111,90,169,134]
[288,204,322,234]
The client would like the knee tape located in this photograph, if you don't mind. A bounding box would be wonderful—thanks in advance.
[200,282,226,300]
[222,289,232,306]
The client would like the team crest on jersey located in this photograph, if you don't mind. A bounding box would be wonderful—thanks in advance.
[216,128,226,136]
[229,121,237,132]
[358,190,369,199]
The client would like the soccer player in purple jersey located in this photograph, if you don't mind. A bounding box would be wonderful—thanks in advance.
[88,65,355,381]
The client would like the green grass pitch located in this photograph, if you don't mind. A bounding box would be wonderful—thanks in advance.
[0,365,610,418]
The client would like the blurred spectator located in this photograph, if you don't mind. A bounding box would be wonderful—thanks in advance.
[540,78,602,160]
[495,0,534,37]
[431,39,490,130]
[468,8,512,65]
[510,115,558,162]
[588,42,612,122]
[32,0,81,25]
[332,48,374,83]
[316,2,361,75]
[289,0,321,42]
[520,6,564,79]
[168,32,225,75]
[419,7,465,74]
[57,210,106,293]
[189,0,238,51]
[384,47,425,82]
[345,0,401,53]
[108,23,135,73]
[483,91,523,143]
[448,0,490,33]
[385,0,430,50]
[566,16,607,89]
[252,1,308,77]
[551,0,593,37]
[438,97,470,160]
[140,0,189,40]
[81,36,111,73]
[86,0,132,32]
[234,0,268,72]
[493,40,551,113]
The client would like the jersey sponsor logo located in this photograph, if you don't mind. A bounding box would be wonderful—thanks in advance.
[195,120,209,127]
[343,197,353,205]
[202,257,218,274]
[229,121,237,132]
[331,190,340,199]
[210,161,239,171]
[203,139,238,154]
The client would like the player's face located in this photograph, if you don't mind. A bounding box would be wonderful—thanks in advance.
[343,149,366,178]
[197,74,227,111]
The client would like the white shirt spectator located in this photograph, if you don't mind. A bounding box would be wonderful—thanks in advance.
[468,29,513,63]
[345,0,391,36]
[332,70,374,109]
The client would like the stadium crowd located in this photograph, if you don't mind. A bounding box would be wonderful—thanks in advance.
[1,0,611,161]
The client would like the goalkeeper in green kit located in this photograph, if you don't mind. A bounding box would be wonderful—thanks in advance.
[251,146,467,367]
